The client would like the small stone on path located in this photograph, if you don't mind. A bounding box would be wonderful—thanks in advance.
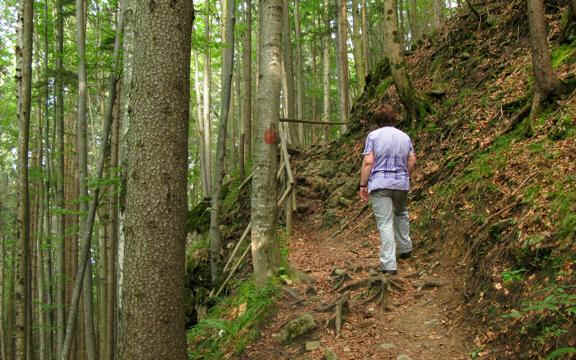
[379,343,396,350]
[397,355,413,360]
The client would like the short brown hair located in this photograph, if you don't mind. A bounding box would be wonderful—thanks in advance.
[372,104,399,127]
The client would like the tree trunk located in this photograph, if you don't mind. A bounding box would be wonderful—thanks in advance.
[294,0,304,144]
[361,0,369,74]
[323,0,331,142]
[103,3,125,359]
[15,0,34,356]
[251,0,282,284]
[0,185,7,360]
[337,0,350,130]
[351,0,365,91]
[527,0,564,133]
[75,0,98,357]
[209,0,236,284]
[433,0,444,30]
[54,0,66,353]
[241,0,252,177]
[383,0,426,126]
[282,0,297,145]
[120,0,193,358]
[528,0,561,98]
[203,8,213,196]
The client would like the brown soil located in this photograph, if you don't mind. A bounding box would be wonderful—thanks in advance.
[240,212,473,360]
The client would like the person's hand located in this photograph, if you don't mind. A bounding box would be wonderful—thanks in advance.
[359,187,369,202]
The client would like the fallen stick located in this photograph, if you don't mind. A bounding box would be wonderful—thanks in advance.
[222,222,252,273]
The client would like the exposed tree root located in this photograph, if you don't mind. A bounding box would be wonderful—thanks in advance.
[325,293,350,337]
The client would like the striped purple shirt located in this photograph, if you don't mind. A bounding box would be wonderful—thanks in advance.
[362,126,414,192]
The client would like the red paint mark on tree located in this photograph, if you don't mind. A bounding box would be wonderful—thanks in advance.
[264,128,278,145]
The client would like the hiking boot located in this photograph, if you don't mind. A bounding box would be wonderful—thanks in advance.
[398,251,412,260]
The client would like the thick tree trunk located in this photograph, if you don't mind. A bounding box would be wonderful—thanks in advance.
[251,0,282,284]
[15,0,34,357]
[120,0,193,359]
[337,0,350,130]
[210,0,236,283]
[383,0,426,126]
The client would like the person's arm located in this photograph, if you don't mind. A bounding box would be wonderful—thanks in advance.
[407,151,416,176]
[359,152,374,201]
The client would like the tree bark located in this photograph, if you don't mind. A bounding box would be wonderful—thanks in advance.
[282,0,297,145]
[361,0,369,73]
[337,0,350,130]
[323,0,331,142]
[351,0,365,91]
[75,0,98,357]
[527,0,563,131]
[241,0,252,177]
[528,0,561,98]
[383,0,426,125]
[15,0,34,356]
[54,0,66,353]
[120,0,193,358]
[251,0,282,284]
[209,0,236,283]
[203,8,213,196]
[294,0,304,144]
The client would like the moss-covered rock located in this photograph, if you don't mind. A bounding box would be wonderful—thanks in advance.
[280,313,317,344]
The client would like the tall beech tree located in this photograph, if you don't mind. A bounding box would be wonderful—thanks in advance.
[210,0,236,283]
[15,0,34,356]
[251,0,283,284]
[120,0,194,359]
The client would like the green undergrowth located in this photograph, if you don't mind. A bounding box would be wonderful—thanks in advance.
[552,39,576,69]
[187,278,280,360]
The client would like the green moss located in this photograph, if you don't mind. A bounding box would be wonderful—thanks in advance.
[187,279,280,360]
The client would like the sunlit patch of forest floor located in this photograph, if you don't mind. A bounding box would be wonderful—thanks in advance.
[240,212,473,360]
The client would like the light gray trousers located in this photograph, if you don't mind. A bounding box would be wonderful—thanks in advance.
[370,189,412,271]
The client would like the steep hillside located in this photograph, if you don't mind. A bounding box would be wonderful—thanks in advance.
[291,0,576,358]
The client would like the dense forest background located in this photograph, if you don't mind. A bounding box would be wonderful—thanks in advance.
[1,0,575,359]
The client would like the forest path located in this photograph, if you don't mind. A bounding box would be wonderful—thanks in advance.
[241,214,473,360]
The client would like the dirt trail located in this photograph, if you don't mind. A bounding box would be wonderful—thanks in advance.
[241,215,473,360]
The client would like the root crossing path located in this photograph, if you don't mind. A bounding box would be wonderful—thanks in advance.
[241,217,472,360]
